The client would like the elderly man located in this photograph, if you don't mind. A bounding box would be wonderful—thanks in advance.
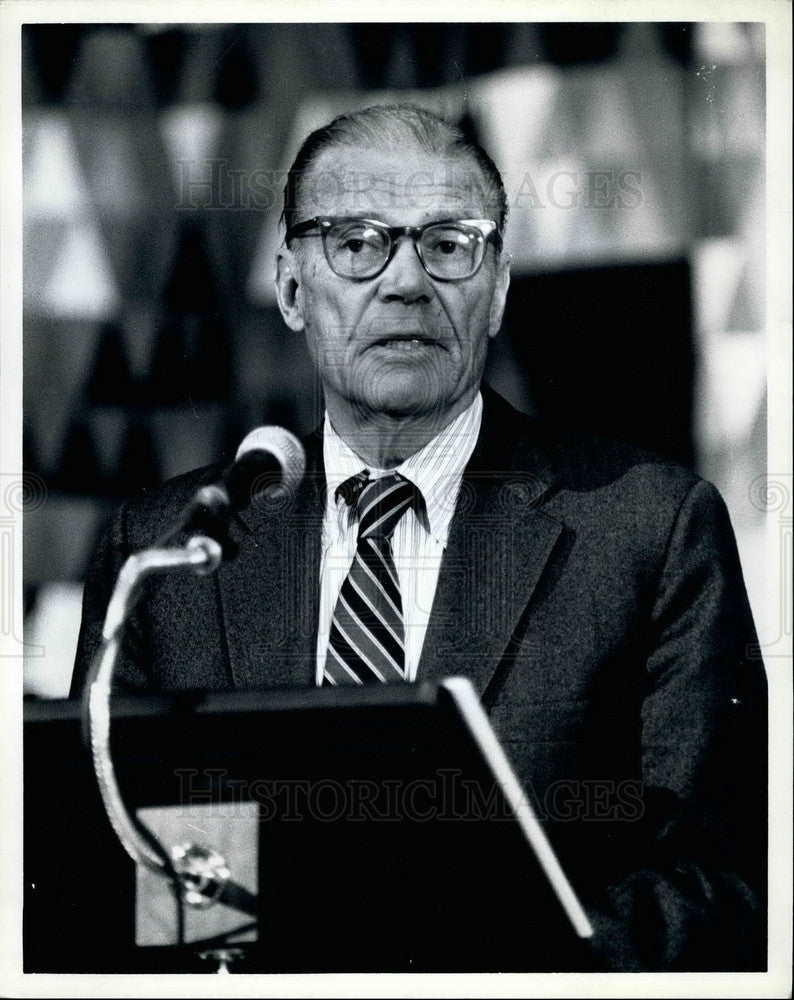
[72,105,766,972]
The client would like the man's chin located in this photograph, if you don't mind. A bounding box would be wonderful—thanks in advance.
[355,373,446,421]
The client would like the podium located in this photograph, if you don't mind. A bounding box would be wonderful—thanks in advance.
[24,678,595,973]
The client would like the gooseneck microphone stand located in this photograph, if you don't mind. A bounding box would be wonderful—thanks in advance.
[81,427,305,972]
[82,532,248,971]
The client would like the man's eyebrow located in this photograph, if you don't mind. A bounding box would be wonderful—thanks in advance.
[326,212,486,225]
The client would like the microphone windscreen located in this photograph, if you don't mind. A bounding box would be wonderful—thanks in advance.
[235,426,306,497]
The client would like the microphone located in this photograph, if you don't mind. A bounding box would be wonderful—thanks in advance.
[168,426,306,544]
[223,425,306,510]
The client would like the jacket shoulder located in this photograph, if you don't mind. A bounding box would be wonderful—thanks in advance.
[547,428,700,497]
[115,461,225,548]
[481,384,704,511]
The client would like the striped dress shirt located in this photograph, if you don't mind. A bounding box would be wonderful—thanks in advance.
[316,392,483,685]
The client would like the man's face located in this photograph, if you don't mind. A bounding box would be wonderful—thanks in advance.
[276,143,510,428]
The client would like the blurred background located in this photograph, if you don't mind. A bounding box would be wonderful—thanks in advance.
[21,21,767,697]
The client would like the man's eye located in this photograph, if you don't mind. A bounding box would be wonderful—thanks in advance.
[332,226,383,254]
[425,230,470,256]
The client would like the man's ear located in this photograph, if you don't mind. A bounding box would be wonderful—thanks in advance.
[275,248,305,332]
[488,252,511,339]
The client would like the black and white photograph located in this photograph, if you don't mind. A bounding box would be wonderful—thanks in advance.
[1,1,790,994]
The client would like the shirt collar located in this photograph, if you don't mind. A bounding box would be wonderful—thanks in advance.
[322,392,483,547]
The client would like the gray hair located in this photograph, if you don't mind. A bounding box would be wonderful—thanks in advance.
[282,104,507,235]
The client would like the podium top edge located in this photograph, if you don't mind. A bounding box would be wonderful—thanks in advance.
[23,679,446,723]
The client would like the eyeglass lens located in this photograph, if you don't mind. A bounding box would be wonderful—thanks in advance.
[325,221,483,279]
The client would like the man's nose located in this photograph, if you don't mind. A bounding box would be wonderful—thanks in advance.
[376,236,432,302]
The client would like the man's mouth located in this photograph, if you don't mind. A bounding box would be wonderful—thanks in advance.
[370,334,442,352]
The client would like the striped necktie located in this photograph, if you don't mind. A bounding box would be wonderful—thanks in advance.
[324,472,417,685]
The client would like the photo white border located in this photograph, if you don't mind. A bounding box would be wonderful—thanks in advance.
[1,1,790,997]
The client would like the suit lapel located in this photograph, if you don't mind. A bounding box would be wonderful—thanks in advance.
[217,430,325,690]
[419,389,563,695]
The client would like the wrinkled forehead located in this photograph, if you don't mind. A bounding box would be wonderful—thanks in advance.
[294,143,497,224]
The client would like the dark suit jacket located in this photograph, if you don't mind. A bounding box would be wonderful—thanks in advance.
[72,386,767,972]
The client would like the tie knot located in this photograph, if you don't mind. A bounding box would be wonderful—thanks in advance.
[339,472,417,540]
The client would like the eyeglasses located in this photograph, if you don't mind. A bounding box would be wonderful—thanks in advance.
[285,216,503,282]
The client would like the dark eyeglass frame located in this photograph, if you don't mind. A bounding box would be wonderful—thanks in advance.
[284,216,503,282]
